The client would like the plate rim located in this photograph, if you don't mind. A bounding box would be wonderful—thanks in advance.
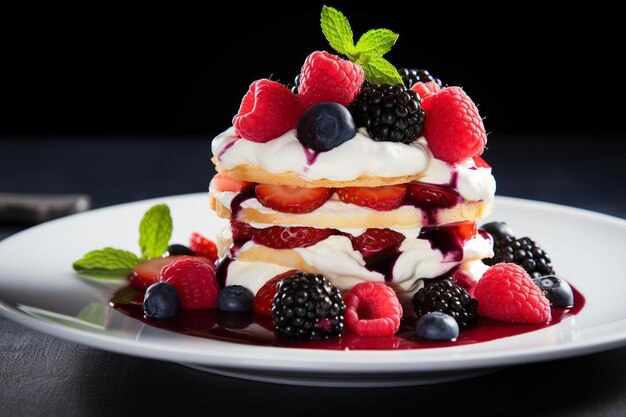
[1,193,626,374]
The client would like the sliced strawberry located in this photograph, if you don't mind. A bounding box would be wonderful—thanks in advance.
[419,221,477,252]
[349,229,405,264]
[336,184,406,211]
[129,255,214,291]
[189,232,218,262]
[210,172,255,193]
[255,184,333,214]
[472,155,491,168]
[231,220,255,242]
[253,270,297,317]
[253,226,334,249]
[405,181,460,209]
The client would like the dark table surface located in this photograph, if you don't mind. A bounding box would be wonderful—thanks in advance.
[1,135,625,416]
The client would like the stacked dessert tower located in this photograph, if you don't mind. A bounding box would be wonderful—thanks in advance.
[209,7,496,335]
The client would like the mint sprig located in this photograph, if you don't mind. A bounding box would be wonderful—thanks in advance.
[139,204,172,260]
[320,6,403,86]
[72,203,174,279]
[72,248,140,279]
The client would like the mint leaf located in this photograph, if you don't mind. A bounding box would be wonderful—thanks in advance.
[355,29,398,59]
[73,247,139,278]
[362,56,404,86]
[138,204,172,259]
[321,5,356,58]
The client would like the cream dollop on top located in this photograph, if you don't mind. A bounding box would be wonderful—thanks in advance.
[212,127,430,181]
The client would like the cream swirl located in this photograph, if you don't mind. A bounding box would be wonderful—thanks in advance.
[212,127,430,181]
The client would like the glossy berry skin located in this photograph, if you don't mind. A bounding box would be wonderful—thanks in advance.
[398,68,443,89]
[533,275,574,308]
[143,282,180,319]
[217,285,254,312]
[298,51,365,108]
[159,257,220,310]
[253,270,297,317]
[486,236,554,278]
[480,221,515,240]
[412,279,478,330]
[422,86,487,163]
[415,311,459,341]
[189,232,218,263]
[233,79,301,143]
[297,103,356,151]
[344,281,403,336]
[166,244,195,256]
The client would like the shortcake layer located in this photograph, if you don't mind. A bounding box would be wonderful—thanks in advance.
[217,229,493,294]
[212,127,429,187]
[210,191,493,230]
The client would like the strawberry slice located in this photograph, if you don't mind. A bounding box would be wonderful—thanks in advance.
[336,184,406,211]
[210,172,255,193]
[231,220,255,242]
[129,256,213,291]
[349,229,405,264]
[420,221,477,248]
[189,232,218,262]
[255,184,333,214]
[253,226,334,249]
[253,270,297,317]
[472,155,491,168]
[405,181,459,208]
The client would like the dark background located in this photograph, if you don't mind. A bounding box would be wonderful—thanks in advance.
[2,2,625,137]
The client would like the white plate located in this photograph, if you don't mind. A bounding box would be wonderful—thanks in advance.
[1,194,625,387]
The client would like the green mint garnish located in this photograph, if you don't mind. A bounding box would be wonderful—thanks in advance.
[320,6,403,86]
[138,204,173,260]
[72,203,174,279]
[72,247,140,279]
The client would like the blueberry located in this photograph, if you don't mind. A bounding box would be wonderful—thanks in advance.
[166,244,195,256]
[480,221,515,239]
[143,282,180,319]
[533,275,574,308]
[217,285,254,312]
[416,311,459,341]
[297,102,356,151]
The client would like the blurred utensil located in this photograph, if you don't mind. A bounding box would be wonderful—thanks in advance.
[0,193,91,224]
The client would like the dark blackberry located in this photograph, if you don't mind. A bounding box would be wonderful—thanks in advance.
[398,68,443,89]
[291,73,300,94]
[485,236,554,278]
[412,279,477,330]
[350,83,425,144]
[272,272,345,340]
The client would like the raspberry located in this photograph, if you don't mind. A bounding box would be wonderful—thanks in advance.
[232,79,301,143]
[410,81,441,101]
[475,263,551,324]
[422,87,487,163]
[159,257,220,310]
[298,51,364,109]
[189,232,218,262]
[344,282,402,336]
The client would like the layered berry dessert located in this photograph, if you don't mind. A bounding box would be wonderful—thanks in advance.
[74,6,581,347]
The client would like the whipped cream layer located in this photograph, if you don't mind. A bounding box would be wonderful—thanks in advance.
[233,233,493,293]
[212,127,430,181]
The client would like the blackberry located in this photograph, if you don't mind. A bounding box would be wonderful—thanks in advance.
[412,279,477,330]
[485,236,554,278]
[272,272,345,340]
[398,68,443,89]
[350,83,425,144]
[291,73,300,94]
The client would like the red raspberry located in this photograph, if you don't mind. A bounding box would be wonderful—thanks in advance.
[232,79,301,143]
[159,257,219,310]
[475,263,551,324]
[344,282,402,336]
[252,270,297,317]
[421,87,487,163]
[410,80,441,100]
[189,232,218,263]
[298,51,365,109]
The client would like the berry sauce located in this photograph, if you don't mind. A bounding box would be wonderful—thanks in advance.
[111,285,585,350]
[302,147,319,172]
